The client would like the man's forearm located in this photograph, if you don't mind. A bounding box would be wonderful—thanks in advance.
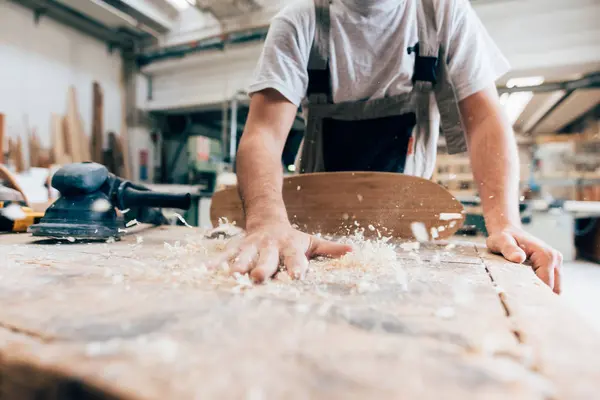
[467,111,521,233]
[236,133,289,230]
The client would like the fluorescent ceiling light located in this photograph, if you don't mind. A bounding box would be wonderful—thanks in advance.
[166,0,195,10]
[502,76,545,124]
[506,76,544,88]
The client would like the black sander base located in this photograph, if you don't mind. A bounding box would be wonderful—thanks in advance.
[29,162,191,240]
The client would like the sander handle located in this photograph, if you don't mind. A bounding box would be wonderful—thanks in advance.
[119,183,192,210]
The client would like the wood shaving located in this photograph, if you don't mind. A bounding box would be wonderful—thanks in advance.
[434,306,455,319]
[400,242,420,251]
[357,194,363,202]
[439,213,462,221]
[120,208,131,214]
[410,222,429,242]
[356,281,380,294]
[175,213,193,228]
[295,303,310,313]
[316,302,332,316]
[430,227,439,239]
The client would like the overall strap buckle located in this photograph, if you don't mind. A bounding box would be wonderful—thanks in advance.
[408,42,439,85]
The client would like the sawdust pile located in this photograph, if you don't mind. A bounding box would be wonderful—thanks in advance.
[93,223,412,298]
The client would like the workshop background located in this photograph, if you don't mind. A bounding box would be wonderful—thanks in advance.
[1,0,599,329]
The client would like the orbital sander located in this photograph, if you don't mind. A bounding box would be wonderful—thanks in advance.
[29,162,192,240]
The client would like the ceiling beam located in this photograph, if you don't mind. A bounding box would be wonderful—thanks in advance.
[10,0,137,49]
[498,73,600,94]
[533,89,600,133]
[106,0,175,32]
[516,91,567,133]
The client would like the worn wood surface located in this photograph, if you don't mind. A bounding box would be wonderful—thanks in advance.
[211,172,466,240]
[482,254,600,400]
[0,227,598,400]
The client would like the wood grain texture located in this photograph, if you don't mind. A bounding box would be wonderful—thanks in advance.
[92,82,104,164]
[0,227,565,399]
[482,254,600,400]
[211,172,466,239]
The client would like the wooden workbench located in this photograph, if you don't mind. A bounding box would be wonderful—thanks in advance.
[0,226,599,400]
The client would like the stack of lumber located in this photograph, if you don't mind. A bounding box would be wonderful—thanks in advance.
[55,86,91,164]
[47,83,131,179]
[2,81,132,178]
[434,154,476,197]
[91,82,104,164]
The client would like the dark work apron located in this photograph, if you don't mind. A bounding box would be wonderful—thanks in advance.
[296,0,467,178]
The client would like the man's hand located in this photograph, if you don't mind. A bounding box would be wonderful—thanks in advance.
[487,226,563,294]
[460,86,563,294]
[215,222,352,283]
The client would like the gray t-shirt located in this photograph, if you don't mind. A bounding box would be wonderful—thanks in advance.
[249,0,510,106]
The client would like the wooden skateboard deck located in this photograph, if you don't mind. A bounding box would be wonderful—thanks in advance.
[210,172,465,239]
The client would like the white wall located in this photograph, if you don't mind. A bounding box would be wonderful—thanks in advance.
[0,0,123,154]
[140,0,600,112]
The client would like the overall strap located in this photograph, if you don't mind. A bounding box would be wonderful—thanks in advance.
[411,0,438,162]
[299,0,332,173]
[414,0,467,154]
[307,0,332,104]
[413,0,440,85]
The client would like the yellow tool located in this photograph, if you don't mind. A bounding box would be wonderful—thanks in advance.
[0,165,44,233]
[0,200,44,232]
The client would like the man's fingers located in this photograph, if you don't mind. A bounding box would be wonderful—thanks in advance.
[553,264,562,294]
[530,249,560,291]
[206,248,239,270]
[488,232,526,263]
[310,237,353,258]
[534,265,555,291]
[283,249,309,280]
[251,245,279,283]
[553,251,563,295]
[231,245,259,274]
